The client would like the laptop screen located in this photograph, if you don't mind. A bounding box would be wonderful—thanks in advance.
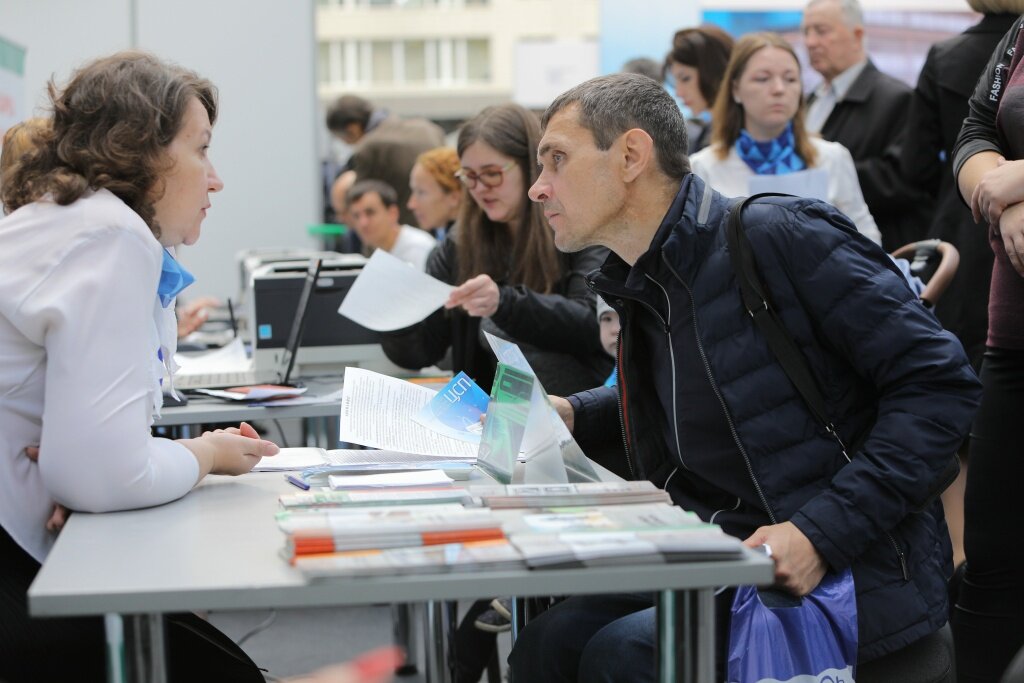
[277,258,323,383]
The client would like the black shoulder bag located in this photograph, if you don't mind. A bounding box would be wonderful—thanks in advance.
[725,194,852,463]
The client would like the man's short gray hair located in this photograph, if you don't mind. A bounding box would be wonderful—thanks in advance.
[541,73,690,181]
[806,0,863,27]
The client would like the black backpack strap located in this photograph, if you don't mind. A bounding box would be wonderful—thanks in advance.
[726,194,851,462]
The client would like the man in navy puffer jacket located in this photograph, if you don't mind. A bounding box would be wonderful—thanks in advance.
[508,73,982,681]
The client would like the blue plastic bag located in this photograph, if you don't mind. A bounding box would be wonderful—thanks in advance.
[727,569,858,683]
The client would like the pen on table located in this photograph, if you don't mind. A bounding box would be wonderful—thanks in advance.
[227,298,238,338]
[285,474,310,491]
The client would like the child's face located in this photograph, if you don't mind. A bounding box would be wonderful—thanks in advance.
[599,311,620,358]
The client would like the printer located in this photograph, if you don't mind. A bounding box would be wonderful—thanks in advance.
[235,247,347,309]
[249,255,396,374]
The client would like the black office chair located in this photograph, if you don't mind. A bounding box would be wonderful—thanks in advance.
[857,623,956,683]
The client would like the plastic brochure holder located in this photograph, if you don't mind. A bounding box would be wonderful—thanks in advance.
[479,333,601,485]
[476,363,532,485]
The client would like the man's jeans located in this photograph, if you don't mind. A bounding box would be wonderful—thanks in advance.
[507,593,656,683]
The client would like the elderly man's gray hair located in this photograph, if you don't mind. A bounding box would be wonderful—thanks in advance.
[542,73,690,181]
[806,0,863,27]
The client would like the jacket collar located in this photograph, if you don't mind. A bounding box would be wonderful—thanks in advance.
[838,59,881,104]
[591,173,723,296]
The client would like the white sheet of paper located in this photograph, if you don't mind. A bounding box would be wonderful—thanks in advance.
[328,469,454,489]
[174,337,251,375]
[195,386,308,402]
[255,388,345,407]
[339,367,479,459]
[337,249,454,331]
[747,168,829,202]
[253,447,327,471]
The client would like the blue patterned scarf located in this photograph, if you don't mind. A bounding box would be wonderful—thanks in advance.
[735,123,806,175]
[158,249,195,308]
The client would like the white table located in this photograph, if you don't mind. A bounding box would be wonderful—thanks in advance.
[29,472,772,683]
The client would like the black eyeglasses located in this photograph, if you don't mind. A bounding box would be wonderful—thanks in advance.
[454,161,516,190]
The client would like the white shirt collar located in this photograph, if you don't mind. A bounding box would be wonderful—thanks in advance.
[821,59,868,101]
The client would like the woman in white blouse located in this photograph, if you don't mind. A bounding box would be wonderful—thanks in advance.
[689,32,882,246]
[0,52,278,681]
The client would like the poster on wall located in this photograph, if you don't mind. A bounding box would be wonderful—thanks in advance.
[0,34,26,142]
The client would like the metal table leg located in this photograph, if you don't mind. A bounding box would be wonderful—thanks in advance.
[391,603,418,675]
[107,613,167,683]
[423,600,453,683]
[656,588,716,683]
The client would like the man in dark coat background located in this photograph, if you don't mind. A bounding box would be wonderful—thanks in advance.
[802,0,933,251]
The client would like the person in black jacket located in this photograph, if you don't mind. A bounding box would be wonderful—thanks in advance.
[507,72,980,682]
[381,103,610,683]
[902,3,1021,372]
[380,103,611,397]
[801,0,933,251]
[899,0,1022,577]
[951,13,1024,681]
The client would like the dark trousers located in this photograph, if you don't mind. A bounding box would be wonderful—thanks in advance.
[453,599,498,683]
[506,591,733,683]
[0,523,264,683]
[953,347,1024,682]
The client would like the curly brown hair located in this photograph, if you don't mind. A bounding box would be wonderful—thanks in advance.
[1,117,51,212]
[455,103,561,294]
[1,50,217,237]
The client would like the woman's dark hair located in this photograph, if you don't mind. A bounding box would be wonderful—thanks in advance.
[1,50,217,237]
[710,32,817,167]
[455,103,561,294]
[668,25,735,107]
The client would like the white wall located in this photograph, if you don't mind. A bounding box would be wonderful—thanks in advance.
[0,0,320,300]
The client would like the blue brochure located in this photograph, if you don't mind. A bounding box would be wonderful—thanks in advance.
[411,371,489,442]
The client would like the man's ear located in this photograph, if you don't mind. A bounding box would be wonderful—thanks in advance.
[621,128,656,183]
[388,204,400,224]
[852,24,865,46]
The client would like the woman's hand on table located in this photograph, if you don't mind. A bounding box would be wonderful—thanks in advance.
[24,445,71,533]
[179,421,279,479]
[445,274,500,318]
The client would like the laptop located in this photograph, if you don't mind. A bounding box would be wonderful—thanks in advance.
[174,259,322,390]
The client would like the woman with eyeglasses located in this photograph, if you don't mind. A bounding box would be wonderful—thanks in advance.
[381,103,612,397]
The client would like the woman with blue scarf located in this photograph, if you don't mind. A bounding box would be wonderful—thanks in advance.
[0,52,279,681]
[690,32,881,246]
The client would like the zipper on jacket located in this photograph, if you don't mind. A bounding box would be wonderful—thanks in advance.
[886,531,910,581]
[644,273,689,472]
[597,282,669,483]
[614,307,637,480]
[710,497,742,526]
[662,253,778,525]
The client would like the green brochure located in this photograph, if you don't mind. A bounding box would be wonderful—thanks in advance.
[476,363,534,484]
[482,332,600,483]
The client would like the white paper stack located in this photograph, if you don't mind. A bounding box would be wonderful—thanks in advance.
[469,481,672,508]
